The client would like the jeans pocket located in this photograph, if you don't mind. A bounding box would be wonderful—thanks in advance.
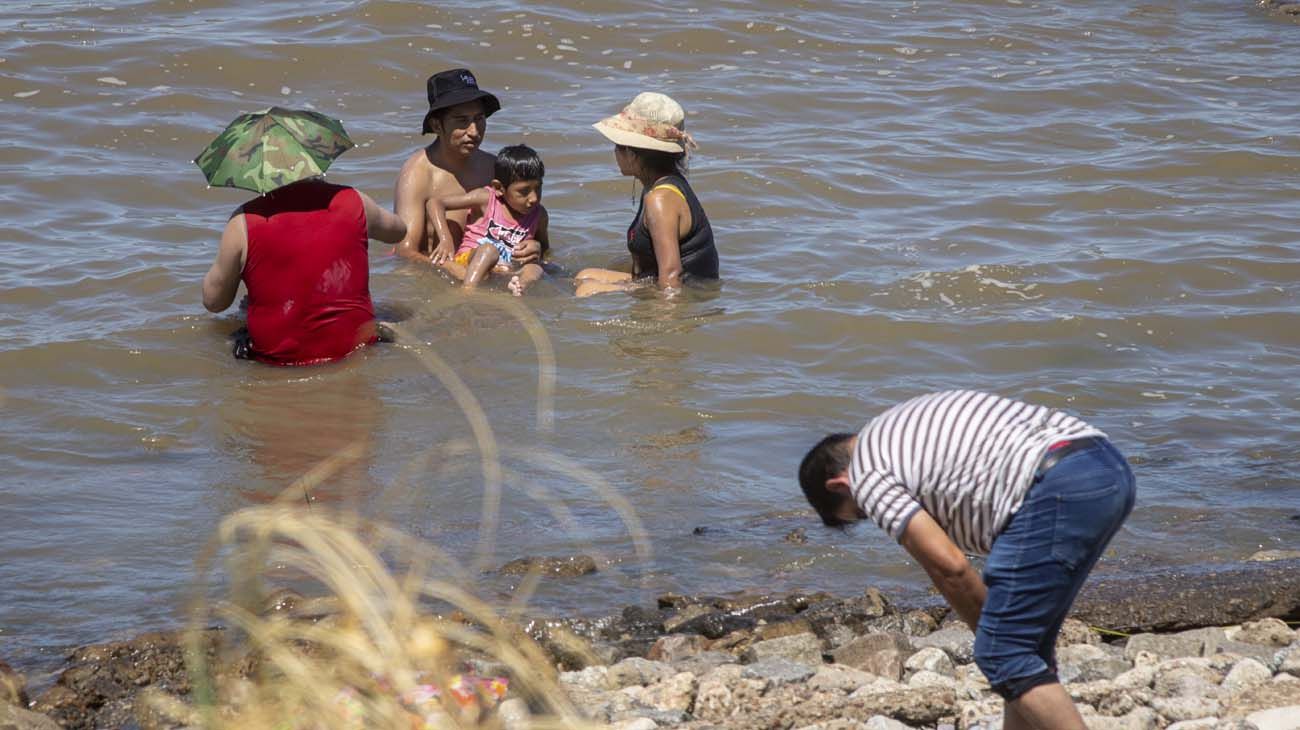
[1050,485,1123,571]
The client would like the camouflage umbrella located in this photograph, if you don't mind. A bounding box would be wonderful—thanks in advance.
[194,107,354,195]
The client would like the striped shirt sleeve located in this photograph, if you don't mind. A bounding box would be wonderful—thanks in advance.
[853,468,923,541]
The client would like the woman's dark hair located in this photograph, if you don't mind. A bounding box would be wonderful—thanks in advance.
[798,433,856,527]
[495,144,545,186]
[621,144,688,177]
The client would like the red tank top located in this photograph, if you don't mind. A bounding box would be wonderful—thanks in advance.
[242,180,375,366]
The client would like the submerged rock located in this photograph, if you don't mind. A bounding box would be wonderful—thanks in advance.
[498,554,598,577]
[30,629,236,730]
[0,704,61,730]
[0,658,29,707]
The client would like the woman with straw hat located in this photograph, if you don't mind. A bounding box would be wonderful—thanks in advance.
[575,92,718,297]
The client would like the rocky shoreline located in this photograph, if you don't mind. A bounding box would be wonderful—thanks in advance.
[3,559,1299,729]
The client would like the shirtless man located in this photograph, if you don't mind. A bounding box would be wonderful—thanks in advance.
[393,68,542,275]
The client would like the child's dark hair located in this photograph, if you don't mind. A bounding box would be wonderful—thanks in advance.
[495,144,545,186]
[798,433,856,527]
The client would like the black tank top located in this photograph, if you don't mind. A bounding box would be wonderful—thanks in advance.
[626,174,718,279]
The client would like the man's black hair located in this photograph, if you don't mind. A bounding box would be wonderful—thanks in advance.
[798,433,856,527]
[495,144,545,187]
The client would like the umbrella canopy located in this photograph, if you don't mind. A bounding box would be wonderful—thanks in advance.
[194,107,354,195]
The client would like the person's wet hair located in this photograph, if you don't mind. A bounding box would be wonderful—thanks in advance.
[798,433,856,527]
[494,144,545,187]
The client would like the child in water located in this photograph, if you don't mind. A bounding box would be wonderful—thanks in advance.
[429,144,550,296]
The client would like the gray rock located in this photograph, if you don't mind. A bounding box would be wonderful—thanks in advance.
[1057,618,1102,647]
[611,707,687,726]
[498,554,597,577]
[1060,643,1110,665]
[957,697,1004,730]
[821,622,860,651]
[1245,705,1300,730]
[1112,665,1156,690]
[662,604,713,633]
[1221,680,1300,719]
[743,632,824,667]
[608,657,673,689]
[673,611,757,639]
[671,650,738,676]
[905,646,955,678]
[1163,719,1219,730]
[808,664,882,694]
[832,632,912,680]
[850,686,958,726]
[0,705,61,730]
[1212,639,1280,668]
[693,669,767,723]
[865,716,912,730]
[1247,549,1300,562]
[497,697,531,730]
[565,685,640,723]
[1280,646,1300,676]
[0,659,29,708]
[908,669,958,690]
[637,671,697,713]
[742,657,817,686]
[646,633,707,663]
[1153,663,1222,698]
[1082,706,1160,730]
[609,718,658,730]
[913,626,975,664]
[1230,618,1295,648]
[1059,646,1132,685]
[1070,560,1300,635]
[1151,695,1221,723]
[849,677,910,698]
[1221,657,1273,696]
[1124,632,1206,662]
[561,665,612,690]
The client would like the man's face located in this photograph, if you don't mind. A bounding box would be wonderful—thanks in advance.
[436,100,486,156]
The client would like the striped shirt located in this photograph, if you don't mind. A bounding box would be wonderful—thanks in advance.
[850,390,1105,555]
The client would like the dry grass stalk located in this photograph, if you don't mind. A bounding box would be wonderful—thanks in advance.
[168,296,621,729]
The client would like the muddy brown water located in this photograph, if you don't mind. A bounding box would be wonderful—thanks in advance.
[1,1,1298,674]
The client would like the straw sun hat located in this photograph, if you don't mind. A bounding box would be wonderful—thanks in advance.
[592,92,698,154]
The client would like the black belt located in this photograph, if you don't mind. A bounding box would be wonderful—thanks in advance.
[1034,436,1106,481]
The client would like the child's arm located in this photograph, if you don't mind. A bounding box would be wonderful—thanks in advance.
[427,188,490,263]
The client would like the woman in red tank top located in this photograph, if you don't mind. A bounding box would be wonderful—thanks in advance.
[202,178,407,366]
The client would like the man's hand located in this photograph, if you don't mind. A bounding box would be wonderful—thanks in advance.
[431,240,454,265]
[511,238,542,265]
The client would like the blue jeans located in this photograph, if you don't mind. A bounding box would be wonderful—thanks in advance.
[974,438,1136,700]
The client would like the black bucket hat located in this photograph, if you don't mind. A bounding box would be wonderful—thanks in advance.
[421,68,501,134]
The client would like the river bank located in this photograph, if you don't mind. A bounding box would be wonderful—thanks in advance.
[4,558,1299,729]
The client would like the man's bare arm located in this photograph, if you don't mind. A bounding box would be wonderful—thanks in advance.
[202,213,247,313]
[359,192,407,243]
[427,189,489,263]
[898,510,987,631]
[393,160,433,262]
